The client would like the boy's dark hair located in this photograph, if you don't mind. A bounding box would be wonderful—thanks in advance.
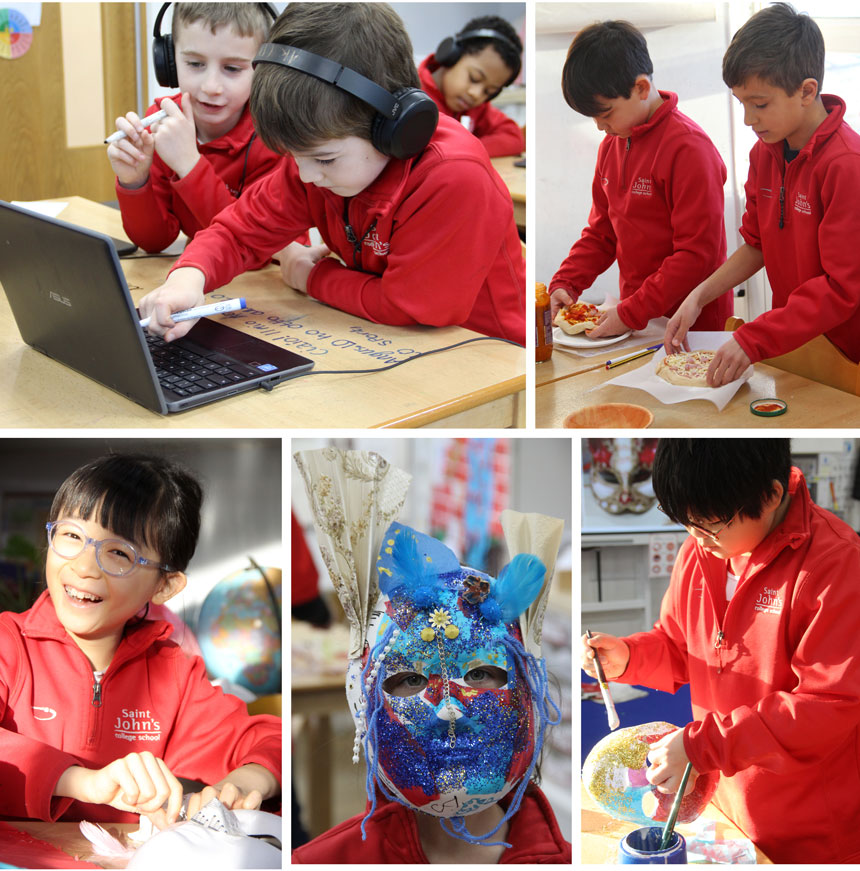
[50,454,203,573]
[722,2,824,96]
[458,15,523,85]
[250,3,420,154]
[173,2,272,44]
[653,439,792,526]
[561,20,653,117]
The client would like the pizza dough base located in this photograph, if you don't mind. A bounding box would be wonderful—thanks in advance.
[553,308,599,335]
[655,351,716,388]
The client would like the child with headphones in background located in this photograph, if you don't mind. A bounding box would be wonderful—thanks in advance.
[419,16,525,157]
[137,3,525,346]
[107,3,299,255]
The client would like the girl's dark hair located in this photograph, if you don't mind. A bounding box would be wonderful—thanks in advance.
[250,2,420,154]
[722,2,824,95]
[562,20,653,117]
[458,15,523,85]
[653,439,791,526]
[49,454,203,572]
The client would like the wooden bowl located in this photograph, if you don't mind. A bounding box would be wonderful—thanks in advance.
[563,403,653,428]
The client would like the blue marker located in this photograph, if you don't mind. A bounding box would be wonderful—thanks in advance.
[139,297,247,329]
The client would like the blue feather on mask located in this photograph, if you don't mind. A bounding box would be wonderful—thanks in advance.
[493,553,546,623]
[376,523,460,598]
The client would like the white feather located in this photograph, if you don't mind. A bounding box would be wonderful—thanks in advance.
[79,820,137,859]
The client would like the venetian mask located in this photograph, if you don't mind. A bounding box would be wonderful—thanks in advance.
[587,438,658,514]
[582,721,719,825]
[346,523,551,823]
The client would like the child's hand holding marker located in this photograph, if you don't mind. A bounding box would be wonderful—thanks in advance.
[106,109,160,190]
[106,96,199,190]
[138,267,207,342]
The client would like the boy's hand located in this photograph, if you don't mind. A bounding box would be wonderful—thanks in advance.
[138,266,206,342]
[586,305,628,339]
[276,242,331,294]
[581,631,630,680]
[663,293,703,355]
[56,753,184,830]
[646,729,699,795]
[549,287,574,320]
[152,95,200,180]
[707,337,752,387]
[107,112,156,190]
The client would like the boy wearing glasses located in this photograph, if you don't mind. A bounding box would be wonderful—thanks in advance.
[583,439,860,863]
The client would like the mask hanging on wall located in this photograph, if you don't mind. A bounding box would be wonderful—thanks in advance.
[586,438,658,515]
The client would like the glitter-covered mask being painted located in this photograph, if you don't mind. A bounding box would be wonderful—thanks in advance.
[346,523,551,829]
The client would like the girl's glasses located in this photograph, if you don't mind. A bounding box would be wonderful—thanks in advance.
[658,506,740,541]
[46,520,173,577]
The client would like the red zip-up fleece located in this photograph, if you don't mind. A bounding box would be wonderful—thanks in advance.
[115,96,285,253]
[550,91,732,332]
[292,786,570,863]
[0,591,281,824]
[170,114,525,343]
[419,56,525,158]
[616,468,860,864]
[734,94,860,364]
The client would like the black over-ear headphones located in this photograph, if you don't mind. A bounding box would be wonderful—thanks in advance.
[153,2,279,89]
[434,28,521,69]
[252,43,438,160]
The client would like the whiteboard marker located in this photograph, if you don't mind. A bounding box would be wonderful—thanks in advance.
[139,298,247,329]
[105,109,168,144]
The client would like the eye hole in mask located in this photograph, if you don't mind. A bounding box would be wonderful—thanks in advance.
[382,666,508,696]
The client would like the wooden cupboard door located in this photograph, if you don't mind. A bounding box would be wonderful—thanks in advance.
[1,3,139,202]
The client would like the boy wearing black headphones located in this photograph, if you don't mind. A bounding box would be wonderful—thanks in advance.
[420,15,525,157]
[108,3,298,254]
[138,3,525,345]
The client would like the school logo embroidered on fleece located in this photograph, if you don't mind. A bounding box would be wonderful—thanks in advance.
[113,708,162,743]
[753,586,784,616]
[793,192,812,216]
[631,176,652,197]
[363,228,390,257]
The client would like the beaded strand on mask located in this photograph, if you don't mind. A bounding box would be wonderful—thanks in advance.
[352,623,399,764]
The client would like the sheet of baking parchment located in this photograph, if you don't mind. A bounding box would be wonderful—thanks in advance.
[603,331,753,411]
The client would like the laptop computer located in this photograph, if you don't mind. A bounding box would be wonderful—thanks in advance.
[0,201,314,414]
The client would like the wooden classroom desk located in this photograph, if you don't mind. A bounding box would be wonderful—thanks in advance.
[581,784,772,864]
[537,356,860,428]
[490,155,525,231]
[0,197,525,429]
[9,821,137,869]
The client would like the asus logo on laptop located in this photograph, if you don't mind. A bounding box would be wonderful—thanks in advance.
[49,291,72,307]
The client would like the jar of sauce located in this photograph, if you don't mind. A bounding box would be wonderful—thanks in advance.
[536,282,553,363]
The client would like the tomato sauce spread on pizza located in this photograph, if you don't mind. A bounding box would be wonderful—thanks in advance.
[553,302,600,335]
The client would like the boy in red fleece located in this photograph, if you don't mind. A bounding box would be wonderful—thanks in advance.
[665,3,860,386]
[548,21,732,338]
[583,439,860,864]
[107,3,283,253]
[137,3,525,345]
[0,454,280,828]
[419,15,525,158]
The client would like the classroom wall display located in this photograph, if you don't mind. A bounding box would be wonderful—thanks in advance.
[585,439,658,515]
[0,8,33,59]
[582,721,718,826]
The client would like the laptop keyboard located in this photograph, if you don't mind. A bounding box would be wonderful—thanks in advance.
[145,334,262,398]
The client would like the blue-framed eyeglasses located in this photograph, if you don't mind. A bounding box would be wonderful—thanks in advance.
[46,520,173,577]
